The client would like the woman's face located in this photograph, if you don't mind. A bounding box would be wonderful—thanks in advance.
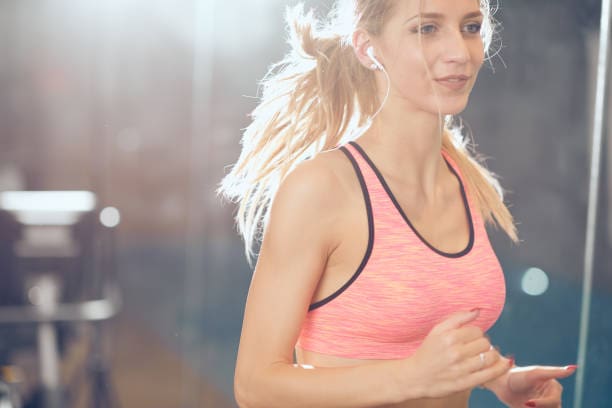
[373,0,485,116]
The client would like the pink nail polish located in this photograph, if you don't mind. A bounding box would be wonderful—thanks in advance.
[525,402,536,407]
[565,365,578,370]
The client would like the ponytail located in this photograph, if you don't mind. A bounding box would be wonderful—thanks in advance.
[218,5,376,262]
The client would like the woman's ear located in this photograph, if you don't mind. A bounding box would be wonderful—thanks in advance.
[352,30,379,71]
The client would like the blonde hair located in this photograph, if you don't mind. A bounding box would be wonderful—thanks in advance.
[219,0,518,262]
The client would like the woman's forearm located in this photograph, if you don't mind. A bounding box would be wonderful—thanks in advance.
[235,359,424,408]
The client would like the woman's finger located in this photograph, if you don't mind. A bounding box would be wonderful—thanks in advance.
[508,366,574,396]
[523,379,563,407]
[430,309,481,334]
[525,401,560,408]
[461,337,492,358]
[462,355,511,389]
[509,365,576,392]
[525,395,562,408]
[465,348,500,373]
[451,325,486,344]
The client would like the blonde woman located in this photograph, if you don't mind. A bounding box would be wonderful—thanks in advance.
[220,0,577,407]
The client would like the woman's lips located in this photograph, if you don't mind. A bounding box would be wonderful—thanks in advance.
[436,76,470,91]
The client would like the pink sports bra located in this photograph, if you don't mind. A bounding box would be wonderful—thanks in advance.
[296,141,506,360]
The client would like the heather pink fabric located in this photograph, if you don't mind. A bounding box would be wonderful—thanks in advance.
[296,142,506,359]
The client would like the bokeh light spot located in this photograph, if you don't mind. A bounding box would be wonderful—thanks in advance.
[100,206,121,228]
[521,267,550,296]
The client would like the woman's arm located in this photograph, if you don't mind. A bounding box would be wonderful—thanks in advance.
[234,156,511,408]
[234,158,413,407]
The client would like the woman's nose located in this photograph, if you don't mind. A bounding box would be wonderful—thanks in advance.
[441,31,471,63]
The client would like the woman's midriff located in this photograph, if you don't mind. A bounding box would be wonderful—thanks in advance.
[295,347,472,408]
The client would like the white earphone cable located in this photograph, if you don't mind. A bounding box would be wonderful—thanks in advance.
[369,66,391,124]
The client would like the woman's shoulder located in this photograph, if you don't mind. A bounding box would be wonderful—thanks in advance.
[272,147,358,220]
[265,147,357,253]
[285,147,357,198]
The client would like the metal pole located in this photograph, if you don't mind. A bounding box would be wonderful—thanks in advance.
[573,1,611,407]
[181,1,215,407]
[35,276,62,408]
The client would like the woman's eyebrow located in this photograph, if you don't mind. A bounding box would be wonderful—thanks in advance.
[403,11,483,24]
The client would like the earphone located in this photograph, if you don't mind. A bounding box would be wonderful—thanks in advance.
[366,46,384,71]
[364,46,390,123]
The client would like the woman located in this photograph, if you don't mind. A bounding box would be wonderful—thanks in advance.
[220,0,577,407]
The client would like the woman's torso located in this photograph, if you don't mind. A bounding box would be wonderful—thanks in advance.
[293,142,504,408]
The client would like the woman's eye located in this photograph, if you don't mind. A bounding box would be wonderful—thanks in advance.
[465,23,482,34]
[418,24,437,34]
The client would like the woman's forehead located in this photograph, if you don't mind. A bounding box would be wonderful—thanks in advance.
[392,0,482,17]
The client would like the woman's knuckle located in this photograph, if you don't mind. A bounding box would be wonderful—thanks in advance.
[447,349,462,363]
[481,355,491,368]
[444,333,457,346]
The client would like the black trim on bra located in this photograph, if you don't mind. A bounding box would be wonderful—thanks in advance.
[308,146,375,311]
[348,141,474,259]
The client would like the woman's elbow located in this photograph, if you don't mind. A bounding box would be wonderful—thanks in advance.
[234,368,260,408]
[234,373,249,408]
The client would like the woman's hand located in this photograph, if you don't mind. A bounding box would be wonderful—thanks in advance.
[401,309,513,399]
[487,362,577,407]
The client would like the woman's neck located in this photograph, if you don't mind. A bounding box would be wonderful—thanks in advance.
[357,108,447,202]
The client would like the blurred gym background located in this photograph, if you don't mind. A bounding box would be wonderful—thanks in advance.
[0,0,609,407]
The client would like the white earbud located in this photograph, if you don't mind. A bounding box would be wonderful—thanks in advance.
[366,46,384,71]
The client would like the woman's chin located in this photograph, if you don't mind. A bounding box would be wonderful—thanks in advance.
[441,100,470,116]
[446,106,468,116]
[422,97,470,117]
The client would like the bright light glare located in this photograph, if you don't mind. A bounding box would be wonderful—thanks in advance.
[0,191,96,225]
[0,191,96,212]
[15,212,81,226]
[521,267,550,296]
[100,207,121,228]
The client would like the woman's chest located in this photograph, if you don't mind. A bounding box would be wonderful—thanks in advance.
[325,248,506,345]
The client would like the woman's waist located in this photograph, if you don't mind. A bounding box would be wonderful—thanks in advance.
[377,391,471,408]
[295,346,472,408]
